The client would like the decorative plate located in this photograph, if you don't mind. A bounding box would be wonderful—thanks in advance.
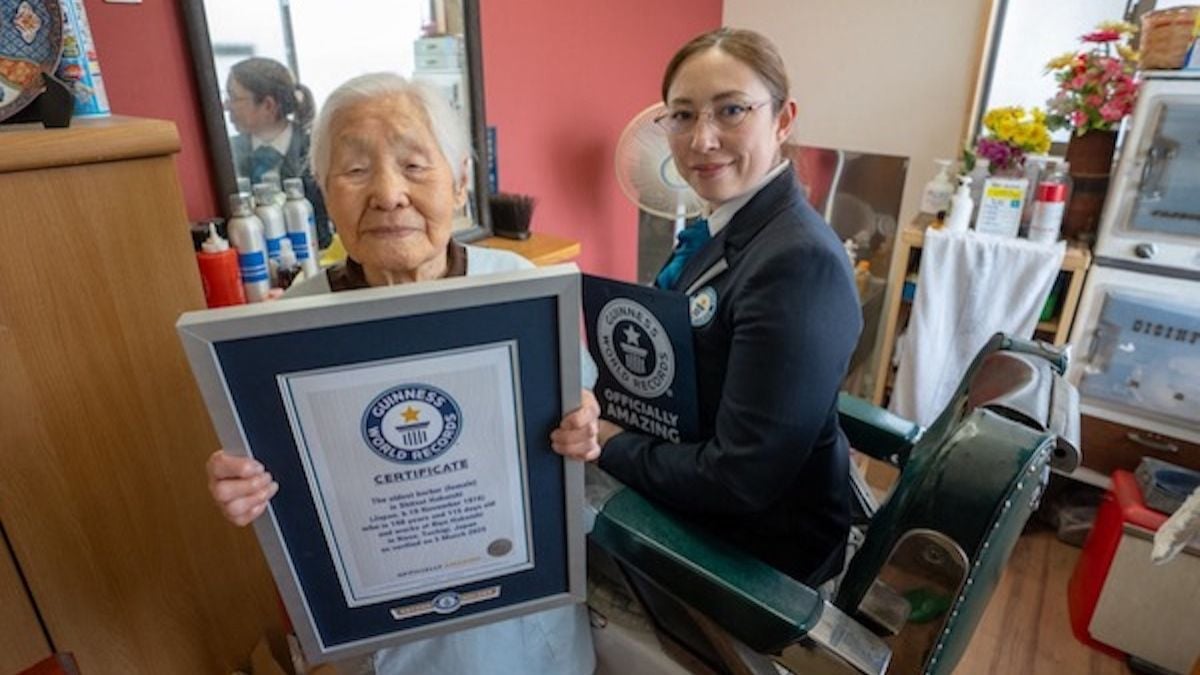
[0,0,63,122]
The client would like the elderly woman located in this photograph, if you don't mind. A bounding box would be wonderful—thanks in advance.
[207,73,598,675]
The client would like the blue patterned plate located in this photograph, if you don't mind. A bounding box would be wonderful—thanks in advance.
[0,0,63,122]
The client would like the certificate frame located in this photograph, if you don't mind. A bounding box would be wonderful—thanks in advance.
[177,265,584,663]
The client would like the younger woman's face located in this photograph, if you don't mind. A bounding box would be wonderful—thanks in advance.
[224,77,279,136]
[663,49,795,205]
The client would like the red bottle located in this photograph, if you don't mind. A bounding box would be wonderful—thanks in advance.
[196,224,246,308]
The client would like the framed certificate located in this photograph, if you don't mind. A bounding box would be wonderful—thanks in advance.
[177,265,585,663]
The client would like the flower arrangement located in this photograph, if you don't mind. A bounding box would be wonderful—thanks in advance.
[972,106,1052,174]
[1044,20,1139,137]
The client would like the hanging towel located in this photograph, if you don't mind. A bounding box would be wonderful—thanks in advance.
[889,229,1066,426]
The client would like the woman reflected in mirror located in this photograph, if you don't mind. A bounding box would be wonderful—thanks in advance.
[224,57,332,248]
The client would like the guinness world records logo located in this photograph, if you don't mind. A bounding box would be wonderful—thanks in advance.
[597,298,675,398]
[361,384,462,463]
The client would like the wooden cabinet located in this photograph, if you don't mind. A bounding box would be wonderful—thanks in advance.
[0,117,282,673]
[1079,415,1200,477]
[870,225,1092,406]
[0,527,48,673]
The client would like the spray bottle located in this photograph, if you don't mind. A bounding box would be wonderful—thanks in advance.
[226,193,271,302]
[283,177,320,278]
[252,183,288,284]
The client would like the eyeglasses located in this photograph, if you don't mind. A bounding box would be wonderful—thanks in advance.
[654,100,773,135]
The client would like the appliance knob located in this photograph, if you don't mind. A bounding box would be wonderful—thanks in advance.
[1134,243,1157,259]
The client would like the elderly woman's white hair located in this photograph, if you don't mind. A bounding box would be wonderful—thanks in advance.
[309,72,471,190]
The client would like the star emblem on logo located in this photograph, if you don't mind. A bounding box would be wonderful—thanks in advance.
[400,406,420,423]
[622,324,641,346]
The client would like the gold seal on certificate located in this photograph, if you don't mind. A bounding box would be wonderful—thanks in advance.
[279,342,532,607]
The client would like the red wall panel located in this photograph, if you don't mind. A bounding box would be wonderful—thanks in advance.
[481,1,720,278]
[82,0,721,278]
[84,0,220,220]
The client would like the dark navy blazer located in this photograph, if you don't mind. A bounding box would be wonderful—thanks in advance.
[599,167,862,585]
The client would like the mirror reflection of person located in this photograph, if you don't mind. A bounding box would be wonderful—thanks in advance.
[224,57,332,248]
[559,28,862,588]
[207,73,598,674]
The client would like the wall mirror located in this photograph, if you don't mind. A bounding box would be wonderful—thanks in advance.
[182,0,491,243]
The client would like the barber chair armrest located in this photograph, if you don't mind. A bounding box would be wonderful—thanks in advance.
[589,487,825,653]
[837,393,922,467]
[995,334,1068,374]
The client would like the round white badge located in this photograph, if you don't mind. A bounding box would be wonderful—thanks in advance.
[690,286,718,327]
[597,298,675,398]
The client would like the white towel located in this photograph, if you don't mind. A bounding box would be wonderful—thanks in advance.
[889,229,1066,426]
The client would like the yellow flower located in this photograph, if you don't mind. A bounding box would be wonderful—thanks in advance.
[1045,51,1077,70]
[981,105,1051,154]
[1116,44,1140,63]
[1096,19,1137,35]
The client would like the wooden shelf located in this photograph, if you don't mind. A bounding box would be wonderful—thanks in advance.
[871,225,1093,406]
[477,231,581,266]
[899,224,1091,270]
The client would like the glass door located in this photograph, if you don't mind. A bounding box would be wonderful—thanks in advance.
[1069,265,1200,443]
[1096,77,1200,271]
[1127,97,1200,238]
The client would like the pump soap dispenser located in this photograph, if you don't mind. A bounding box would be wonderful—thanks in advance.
[917,159,955,227]
[945,175,974,233]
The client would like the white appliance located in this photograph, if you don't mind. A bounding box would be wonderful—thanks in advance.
[1068,71,1200,447]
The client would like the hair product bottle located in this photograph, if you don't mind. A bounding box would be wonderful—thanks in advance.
[252,183,288,284]
[195,223,245,308]
[1028,161,1070,244]
[227,193,271,302]
[283,177,320,278]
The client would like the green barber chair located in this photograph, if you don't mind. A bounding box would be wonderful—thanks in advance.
[586,334,1081,674]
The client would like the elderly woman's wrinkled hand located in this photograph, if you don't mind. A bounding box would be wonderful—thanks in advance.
[206,450,279,527]
[550,389,602,462]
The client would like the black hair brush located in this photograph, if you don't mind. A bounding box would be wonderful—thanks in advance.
[489,192,536,240]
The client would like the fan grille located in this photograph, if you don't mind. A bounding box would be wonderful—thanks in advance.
[615,103,703,220]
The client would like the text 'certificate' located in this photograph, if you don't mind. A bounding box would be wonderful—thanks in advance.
[278,342,532,607]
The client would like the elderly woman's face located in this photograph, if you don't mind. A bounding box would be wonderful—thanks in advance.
[665,49,792,205]
[325,94,465,278]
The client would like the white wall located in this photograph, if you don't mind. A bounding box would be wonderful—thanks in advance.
[723,0,992,225]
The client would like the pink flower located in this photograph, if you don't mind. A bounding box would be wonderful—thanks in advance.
[1071,110,1088,127]
[1070,74,1089,89]
[1099,101,1124,122]
[1086,94,1104,108]
[1082,29,1120,43]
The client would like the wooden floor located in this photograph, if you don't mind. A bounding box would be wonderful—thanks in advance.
[954,527,1130,675]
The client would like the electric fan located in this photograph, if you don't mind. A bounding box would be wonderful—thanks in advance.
[614,103,704,221]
